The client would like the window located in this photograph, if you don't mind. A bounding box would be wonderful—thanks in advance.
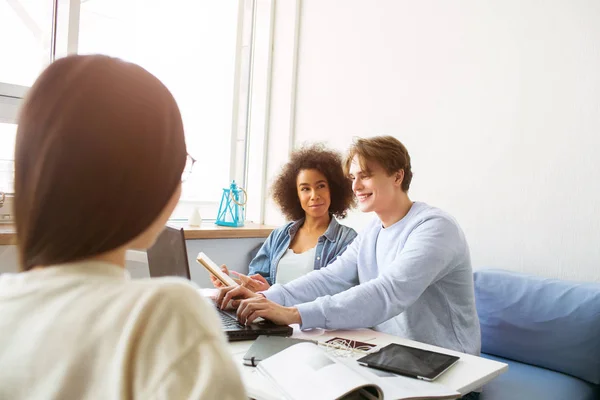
[0,0,54,87]
[0,0,272,222]
[1,0,54,198]
[77,0,243,220]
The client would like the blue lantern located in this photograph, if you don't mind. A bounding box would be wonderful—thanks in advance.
[215,180,246,227]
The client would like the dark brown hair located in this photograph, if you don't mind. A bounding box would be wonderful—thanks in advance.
[271,144,355,221]
[15,55,186,271]
[344,136,413,192]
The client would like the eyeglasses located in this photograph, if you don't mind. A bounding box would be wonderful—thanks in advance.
[182,153,196,182]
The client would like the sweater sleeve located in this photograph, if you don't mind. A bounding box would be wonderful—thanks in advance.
[264,233,361,306]
[295,216,461,330]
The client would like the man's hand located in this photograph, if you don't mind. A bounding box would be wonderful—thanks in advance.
[237,296,302,326]
[216,284,260,310]
[231,271,271,292]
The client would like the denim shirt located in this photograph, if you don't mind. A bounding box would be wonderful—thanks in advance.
[248,217,357,285]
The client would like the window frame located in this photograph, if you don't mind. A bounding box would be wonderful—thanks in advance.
[238,0,275,224]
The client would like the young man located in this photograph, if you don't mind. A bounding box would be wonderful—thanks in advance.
[218,136,480,357]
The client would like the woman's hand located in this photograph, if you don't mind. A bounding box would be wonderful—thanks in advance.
[237,296,302,326]
[210,265,241,288]
[231,271,271,292]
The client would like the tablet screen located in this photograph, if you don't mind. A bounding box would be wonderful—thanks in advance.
[356,343,459,381]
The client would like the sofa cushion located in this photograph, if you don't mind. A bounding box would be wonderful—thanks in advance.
[480,354,600,400]
[474,269,600,384]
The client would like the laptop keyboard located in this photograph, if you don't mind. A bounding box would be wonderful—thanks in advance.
[218,310,245,329]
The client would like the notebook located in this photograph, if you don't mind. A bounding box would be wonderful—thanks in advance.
[243,335,315,366]
[147,225,293,341]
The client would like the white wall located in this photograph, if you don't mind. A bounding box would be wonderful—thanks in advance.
[265,0,600,282]
[0,238,263,288]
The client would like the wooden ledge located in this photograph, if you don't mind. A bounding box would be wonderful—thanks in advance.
[0,222,275,245]
[178,221,275,240]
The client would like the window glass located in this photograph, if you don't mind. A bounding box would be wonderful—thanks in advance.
[0,0,54,86]
[78,0,240,219]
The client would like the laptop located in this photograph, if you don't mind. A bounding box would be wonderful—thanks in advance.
[147,225,293,341]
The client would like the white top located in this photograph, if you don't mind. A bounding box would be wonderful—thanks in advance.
[0,261,246,400]
[275,247,316,285]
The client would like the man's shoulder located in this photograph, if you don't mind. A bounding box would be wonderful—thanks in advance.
[407,203,468,253]
[410,202,462,229]
[353,216,383,238]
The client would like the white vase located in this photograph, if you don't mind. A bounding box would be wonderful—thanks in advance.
[188,207,202,226]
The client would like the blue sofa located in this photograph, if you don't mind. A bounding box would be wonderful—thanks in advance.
[473,269,600,400]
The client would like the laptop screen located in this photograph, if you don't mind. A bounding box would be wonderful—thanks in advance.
[146,225,191,279]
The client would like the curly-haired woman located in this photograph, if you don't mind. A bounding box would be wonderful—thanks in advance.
[211,144,357,292]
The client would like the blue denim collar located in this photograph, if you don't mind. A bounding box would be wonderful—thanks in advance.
[288,215,340,243]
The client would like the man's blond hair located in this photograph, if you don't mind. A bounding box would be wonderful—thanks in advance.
[344,135,413,192]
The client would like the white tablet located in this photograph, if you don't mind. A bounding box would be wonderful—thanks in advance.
[196,252,239,287]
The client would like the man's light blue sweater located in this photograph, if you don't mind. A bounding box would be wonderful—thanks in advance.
[264,202,481,355]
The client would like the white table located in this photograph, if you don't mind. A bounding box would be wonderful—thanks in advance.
[229,325,508,400]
